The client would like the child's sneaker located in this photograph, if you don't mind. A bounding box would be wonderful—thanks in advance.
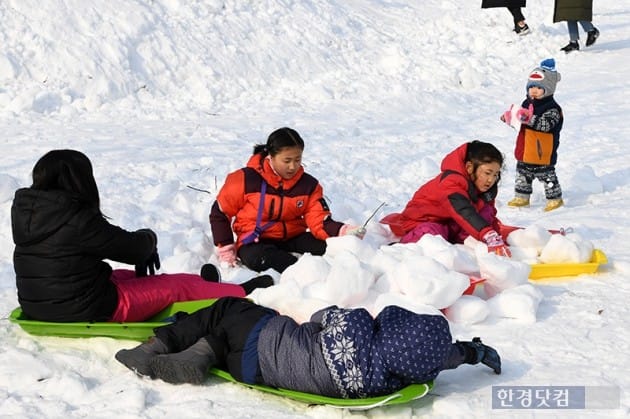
[561,41,579,53]
[586,28,600,47]
[544,199,564,212]
[507,197,530,207]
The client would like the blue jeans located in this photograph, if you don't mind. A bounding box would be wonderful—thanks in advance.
[567,20,595,41]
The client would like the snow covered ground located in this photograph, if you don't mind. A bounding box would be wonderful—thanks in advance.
[1,1,629,417]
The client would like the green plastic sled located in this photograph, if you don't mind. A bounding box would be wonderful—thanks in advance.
[8,299,433,409]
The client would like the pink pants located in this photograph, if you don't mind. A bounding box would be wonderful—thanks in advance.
[109,269,246,322]
[400,206,495,245]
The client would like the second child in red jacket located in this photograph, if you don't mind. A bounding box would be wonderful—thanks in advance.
[381,141,510,257]
[210,127,364,273]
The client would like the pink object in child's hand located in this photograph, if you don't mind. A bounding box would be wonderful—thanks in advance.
[501,104,514,125]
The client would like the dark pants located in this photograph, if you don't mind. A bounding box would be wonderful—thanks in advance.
[507,7,525,24]
[441,344,467,370]
[238,232,326,273]
[514,161,562,199]
[153,297,277,383]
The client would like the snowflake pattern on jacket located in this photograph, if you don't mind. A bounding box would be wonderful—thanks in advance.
[319,305,452,398]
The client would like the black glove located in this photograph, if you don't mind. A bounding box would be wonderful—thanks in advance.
[135,229,161,277]
[135,250,161,277]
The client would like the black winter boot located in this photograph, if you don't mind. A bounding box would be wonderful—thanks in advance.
[586,28,600,47]
[241,274,274,294]
[149,338,216,384]
[458,337,501,374]
[561,41,579,53]
[115,336,169,377]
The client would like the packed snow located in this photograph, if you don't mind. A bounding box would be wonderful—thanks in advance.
[1,1,629,418]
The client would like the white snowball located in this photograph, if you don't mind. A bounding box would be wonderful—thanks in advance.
[248,280,303,315]
[304,250,374,307]
[539,233,594,264]
[281,253,330,287]
[477,252,531,298]
[487,284,543,323]
[509,245,540,263]
[389,254,470,309]
[443,295,489,324]
[418,234,479,274]
[325,234,375,263]
[506,225,552,253]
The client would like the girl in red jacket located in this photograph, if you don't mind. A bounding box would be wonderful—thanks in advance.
[210,127,363,273]
[381,141,510,257]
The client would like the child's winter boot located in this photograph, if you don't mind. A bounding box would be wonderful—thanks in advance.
[544,199,564,212]
[457,337,501,374]
[507,196,530,207]
[149,337,216,384]
[115,336,169,377]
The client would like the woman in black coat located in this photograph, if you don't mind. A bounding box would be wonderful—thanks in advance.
[11,150,272,322]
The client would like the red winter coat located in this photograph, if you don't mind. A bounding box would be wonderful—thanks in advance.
[210,153,343,248]
[382,143,501,242]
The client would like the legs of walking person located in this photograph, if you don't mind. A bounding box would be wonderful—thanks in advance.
[579,20,599,46]
[578,20,595,33]
[507,7,525,24]
[507,7,528,34]
[567,21,579,41]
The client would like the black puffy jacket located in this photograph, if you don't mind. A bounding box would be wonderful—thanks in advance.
[11,188,155,322]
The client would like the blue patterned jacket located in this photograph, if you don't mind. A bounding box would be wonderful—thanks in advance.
[319,305,452,398]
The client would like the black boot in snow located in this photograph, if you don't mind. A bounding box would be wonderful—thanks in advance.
[458,337,501,374]
[241,274,275,294]
[561,41,579,53]
[200,263,221,282]
[115,336,169,377]
[586,28,600,47]
[149,338,216,384]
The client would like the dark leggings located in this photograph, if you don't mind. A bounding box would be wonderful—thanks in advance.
[238,232,326,273]
[154,297,276,382]
[507,7,525,24]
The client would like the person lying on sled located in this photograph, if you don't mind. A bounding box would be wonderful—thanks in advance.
[116,297,500,398]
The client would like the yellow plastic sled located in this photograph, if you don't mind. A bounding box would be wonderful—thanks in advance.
[528,249,607,280]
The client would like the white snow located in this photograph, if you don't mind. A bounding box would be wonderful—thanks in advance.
[1,0,629,417]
